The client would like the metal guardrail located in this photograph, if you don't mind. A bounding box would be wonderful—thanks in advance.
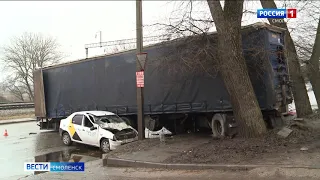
[0,102,34,110]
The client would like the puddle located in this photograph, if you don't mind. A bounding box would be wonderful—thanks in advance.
[33,146,102,175]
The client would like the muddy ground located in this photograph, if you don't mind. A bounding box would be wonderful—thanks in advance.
[108,113,320,165]
[164,128,320,165]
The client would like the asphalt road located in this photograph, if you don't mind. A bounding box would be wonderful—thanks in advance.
[0,122,101,180]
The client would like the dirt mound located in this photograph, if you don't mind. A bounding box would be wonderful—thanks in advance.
[107,115,320,165]
[164,125,320,164]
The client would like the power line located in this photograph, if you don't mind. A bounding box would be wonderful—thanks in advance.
[84,35,172,58]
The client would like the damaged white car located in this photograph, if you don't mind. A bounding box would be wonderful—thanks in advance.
[59,111,138,153]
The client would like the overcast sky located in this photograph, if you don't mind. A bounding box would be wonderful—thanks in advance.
[0,1,304,81]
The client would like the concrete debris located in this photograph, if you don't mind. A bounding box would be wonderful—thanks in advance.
[294,118,304,121]
[290,122,309,130]
[300,147,309,151]
[277,127,293,138]
[145,127,172,139]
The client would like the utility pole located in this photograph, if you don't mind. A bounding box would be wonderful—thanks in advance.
[136,0,145,140]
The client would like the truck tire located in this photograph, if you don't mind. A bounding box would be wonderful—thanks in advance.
[211,114,227,138]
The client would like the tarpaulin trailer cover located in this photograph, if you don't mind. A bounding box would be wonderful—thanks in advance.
[40,23,290,119]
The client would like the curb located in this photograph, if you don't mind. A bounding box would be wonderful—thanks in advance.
[0,119,36,125]
[103,157,320,170]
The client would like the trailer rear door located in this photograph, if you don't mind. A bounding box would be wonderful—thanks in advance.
[33,69,47,118]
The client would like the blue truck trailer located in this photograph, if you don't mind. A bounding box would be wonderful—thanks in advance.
[33,22,292,136]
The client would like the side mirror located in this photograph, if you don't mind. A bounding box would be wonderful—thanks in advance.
[90,126,97,131]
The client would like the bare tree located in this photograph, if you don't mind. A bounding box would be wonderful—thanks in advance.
[1,32,64,101]
[260,0,313,117]
[307,17,320,107]
[290,0,320,106]
[1,75,26,102]
[206,0,267,137]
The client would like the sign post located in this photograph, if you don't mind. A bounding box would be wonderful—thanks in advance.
[136,52,147,140]
[136,0,145,140]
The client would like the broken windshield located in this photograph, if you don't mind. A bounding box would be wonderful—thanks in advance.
[94,115,125,124]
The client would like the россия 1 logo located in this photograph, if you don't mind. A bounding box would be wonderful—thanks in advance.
[257,8,297,23]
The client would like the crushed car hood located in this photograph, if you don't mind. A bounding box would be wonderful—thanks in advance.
[100,122,132,131]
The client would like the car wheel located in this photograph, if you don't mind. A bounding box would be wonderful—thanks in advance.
[100,138,110,153]
[62,132,72,146]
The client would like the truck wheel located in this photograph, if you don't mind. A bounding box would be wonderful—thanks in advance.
[62,132,73,146]
[100,138,110,153]
[211,114,227,138]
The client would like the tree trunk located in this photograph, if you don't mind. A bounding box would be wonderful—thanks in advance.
[309,73,320,109]
[15,89,24,102]
[308,17,320,108]
[285,32,313,116]
[207,0,267,137]
[260,0,313,117]
[24,77,34,101]
[217,28,267,137]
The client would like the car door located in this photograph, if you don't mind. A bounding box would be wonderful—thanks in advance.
[69,114,85,143]
[82,115,99,146]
